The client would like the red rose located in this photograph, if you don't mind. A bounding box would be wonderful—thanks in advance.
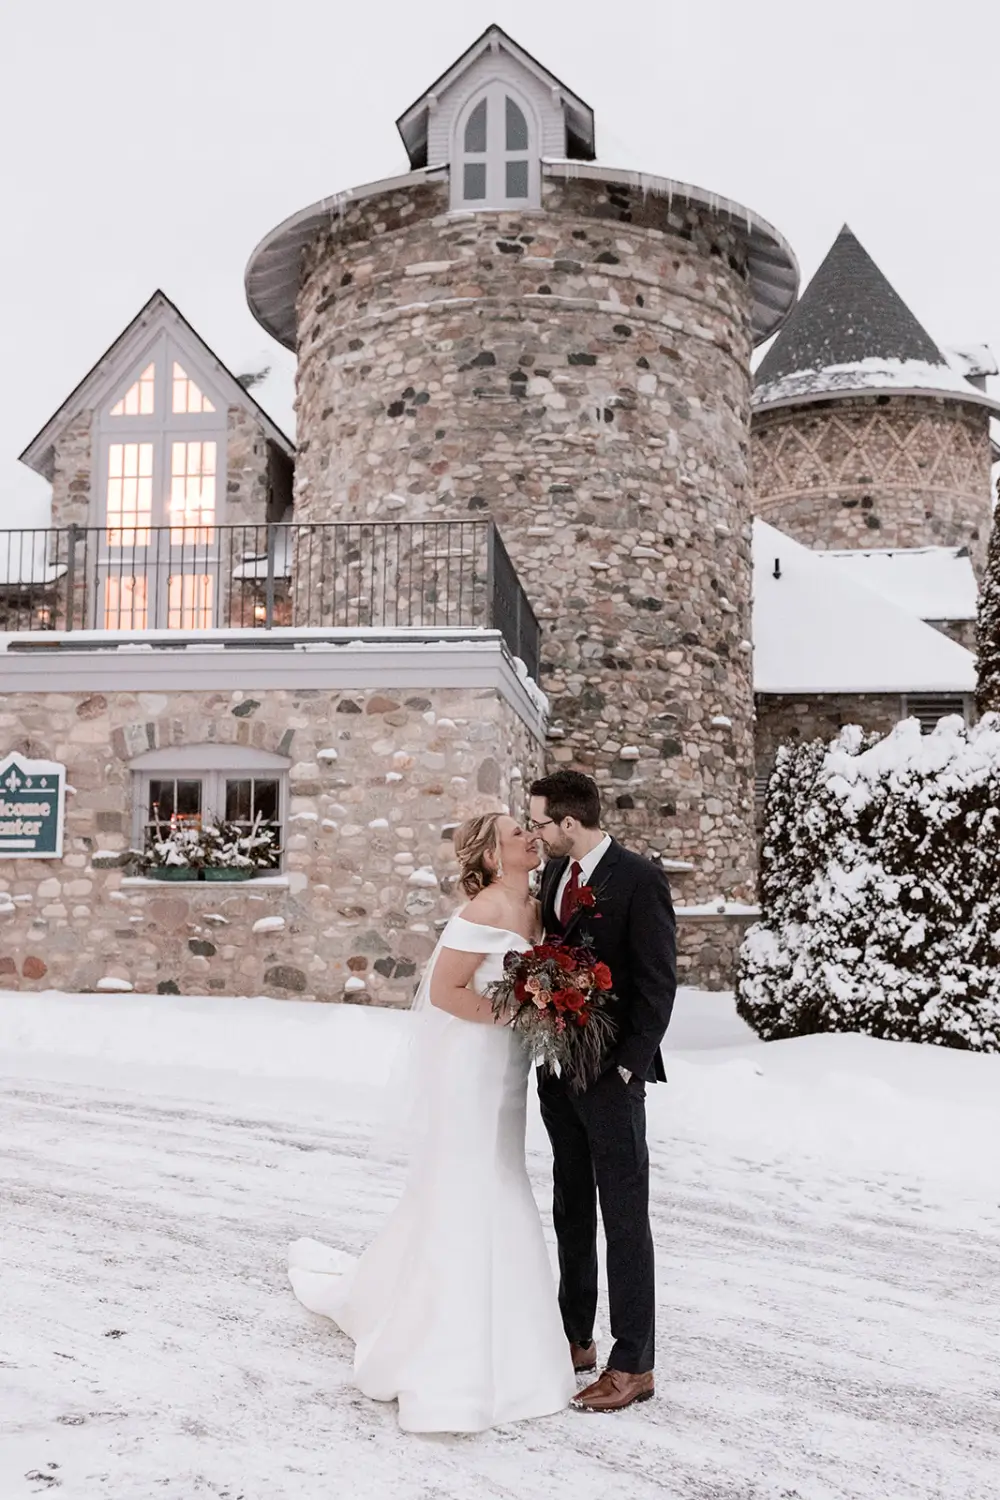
[554,986,585,1012]
[592,962,613,991]
[514,980,528,1003]
[555,949,577,973]
[574,886,597,909]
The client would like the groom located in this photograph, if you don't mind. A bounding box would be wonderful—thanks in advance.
[528,771,676,1413]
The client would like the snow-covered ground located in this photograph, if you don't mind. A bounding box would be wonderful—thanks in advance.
[2,987,998,1500]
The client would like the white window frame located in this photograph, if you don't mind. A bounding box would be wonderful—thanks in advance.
[451,81,540,212]
[129,744,290,873]
[93,333,228,630]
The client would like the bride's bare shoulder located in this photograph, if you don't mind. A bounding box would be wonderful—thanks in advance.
[460,886,507,927]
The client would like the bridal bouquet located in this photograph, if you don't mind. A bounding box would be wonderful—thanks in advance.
[486,941,617,1091]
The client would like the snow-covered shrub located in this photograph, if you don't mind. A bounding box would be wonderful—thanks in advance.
[739,716,1000,1051]
[975,489,1000,716]
[201,818,279,871]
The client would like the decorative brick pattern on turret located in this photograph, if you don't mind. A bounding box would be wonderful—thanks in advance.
[752,397,993,575]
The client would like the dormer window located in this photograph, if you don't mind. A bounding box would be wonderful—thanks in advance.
[452,83,539,211]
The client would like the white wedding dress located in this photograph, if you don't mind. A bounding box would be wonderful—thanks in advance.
[288,914,576,1433]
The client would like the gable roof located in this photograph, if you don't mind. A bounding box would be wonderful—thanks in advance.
[753,226,1000,416]
[19,291,294,482]
[396,23,595,169]
[752,520,976,695]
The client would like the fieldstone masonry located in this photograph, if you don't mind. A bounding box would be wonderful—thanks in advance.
[293,175,758,909]
[752,396,993,575]
[0,684,540,1001]
[755,693,906,778]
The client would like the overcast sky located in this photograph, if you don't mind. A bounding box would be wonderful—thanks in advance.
[3,0,998,524]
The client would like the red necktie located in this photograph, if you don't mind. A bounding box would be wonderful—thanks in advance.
[559,861,582,926]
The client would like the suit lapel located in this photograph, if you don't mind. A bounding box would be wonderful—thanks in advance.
[560,839,623,944]
[540,855,568,936]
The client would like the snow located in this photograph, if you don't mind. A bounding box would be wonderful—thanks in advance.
[230,529,293,581]
[753,520,977,694]
[251,916,286,935]
[754,354,999,410]
[944,342,998,379]
[1,985,998,1499]
[407,866,438,887]
[815,546,978,622]
[94,977,133,993]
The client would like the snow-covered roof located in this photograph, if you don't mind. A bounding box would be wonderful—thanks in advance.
[753,225,1000,416]
[945,344,998,380]
[754,355,1000,413]
[752,521,977,696]
[814,547,978,623]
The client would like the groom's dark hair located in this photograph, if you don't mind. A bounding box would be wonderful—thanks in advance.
[529,771,601,829]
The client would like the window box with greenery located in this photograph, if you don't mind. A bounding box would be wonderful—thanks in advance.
[130,744,289,882]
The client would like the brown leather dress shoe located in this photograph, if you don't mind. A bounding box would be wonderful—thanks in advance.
[572,1368,654,1412]
[570,1339,597,1373]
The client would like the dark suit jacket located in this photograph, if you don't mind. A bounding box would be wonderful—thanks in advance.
[539,839,676,1084]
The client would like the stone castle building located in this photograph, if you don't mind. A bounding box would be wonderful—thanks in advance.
[750,224,995,791]
[0,27,992,998]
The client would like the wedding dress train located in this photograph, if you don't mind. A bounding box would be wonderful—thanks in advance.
[288,915,576,1433]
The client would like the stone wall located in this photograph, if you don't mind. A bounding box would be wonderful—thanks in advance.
[225,407,272,528]
[292,174,758,906]
[0,683,540,1002]
[755,692,903,777]
[930,617,977,652]
[752,396,993,575]
[50,413,93,530]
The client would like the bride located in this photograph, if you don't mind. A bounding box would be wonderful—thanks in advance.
[287,811,576,1433]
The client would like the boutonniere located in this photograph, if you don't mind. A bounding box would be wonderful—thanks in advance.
[570,883,602,918]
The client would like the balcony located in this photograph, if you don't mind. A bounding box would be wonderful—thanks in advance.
[0,519,541,680]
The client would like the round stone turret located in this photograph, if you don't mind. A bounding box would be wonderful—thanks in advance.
[245,31,797,924]
[752,226,1000,574]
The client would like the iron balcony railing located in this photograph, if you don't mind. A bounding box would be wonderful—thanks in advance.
[0,520,541,681]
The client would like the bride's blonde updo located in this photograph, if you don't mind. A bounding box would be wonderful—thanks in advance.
[454,812,503,899]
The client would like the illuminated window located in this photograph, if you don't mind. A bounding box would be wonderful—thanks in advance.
[110,362,155,417]
[168,573,214,630]
[106,442,153,546]
[169,440,216,542]
[172,362,215,415]
[453,86,537,210]
[104,575,148,630]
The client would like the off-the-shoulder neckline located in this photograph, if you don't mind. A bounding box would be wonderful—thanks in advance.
[450,913,535,943]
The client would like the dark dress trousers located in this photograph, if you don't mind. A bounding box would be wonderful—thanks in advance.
[537,839,676,1374]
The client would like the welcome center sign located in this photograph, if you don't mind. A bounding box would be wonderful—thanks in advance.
[0,753,66,858]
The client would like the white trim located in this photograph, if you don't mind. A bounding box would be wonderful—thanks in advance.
[129,745,291,771]
[0,633,548,742]
[244,165,798,350]
[450,79,540,212]
[20,292,293,481]
[131,758,288,864]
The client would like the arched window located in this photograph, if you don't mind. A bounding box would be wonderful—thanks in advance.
[452,83,538,211]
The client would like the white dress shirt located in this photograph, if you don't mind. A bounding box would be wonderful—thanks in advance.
[553,832,613,919]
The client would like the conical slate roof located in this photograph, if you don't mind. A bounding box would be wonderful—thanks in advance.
[753,226,998,412]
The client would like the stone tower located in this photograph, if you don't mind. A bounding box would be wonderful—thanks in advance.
[752,225,1000,576]
[245,24,797,959]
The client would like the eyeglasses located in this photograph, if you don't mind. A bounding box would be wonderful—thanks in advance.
[526,818,557,832]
